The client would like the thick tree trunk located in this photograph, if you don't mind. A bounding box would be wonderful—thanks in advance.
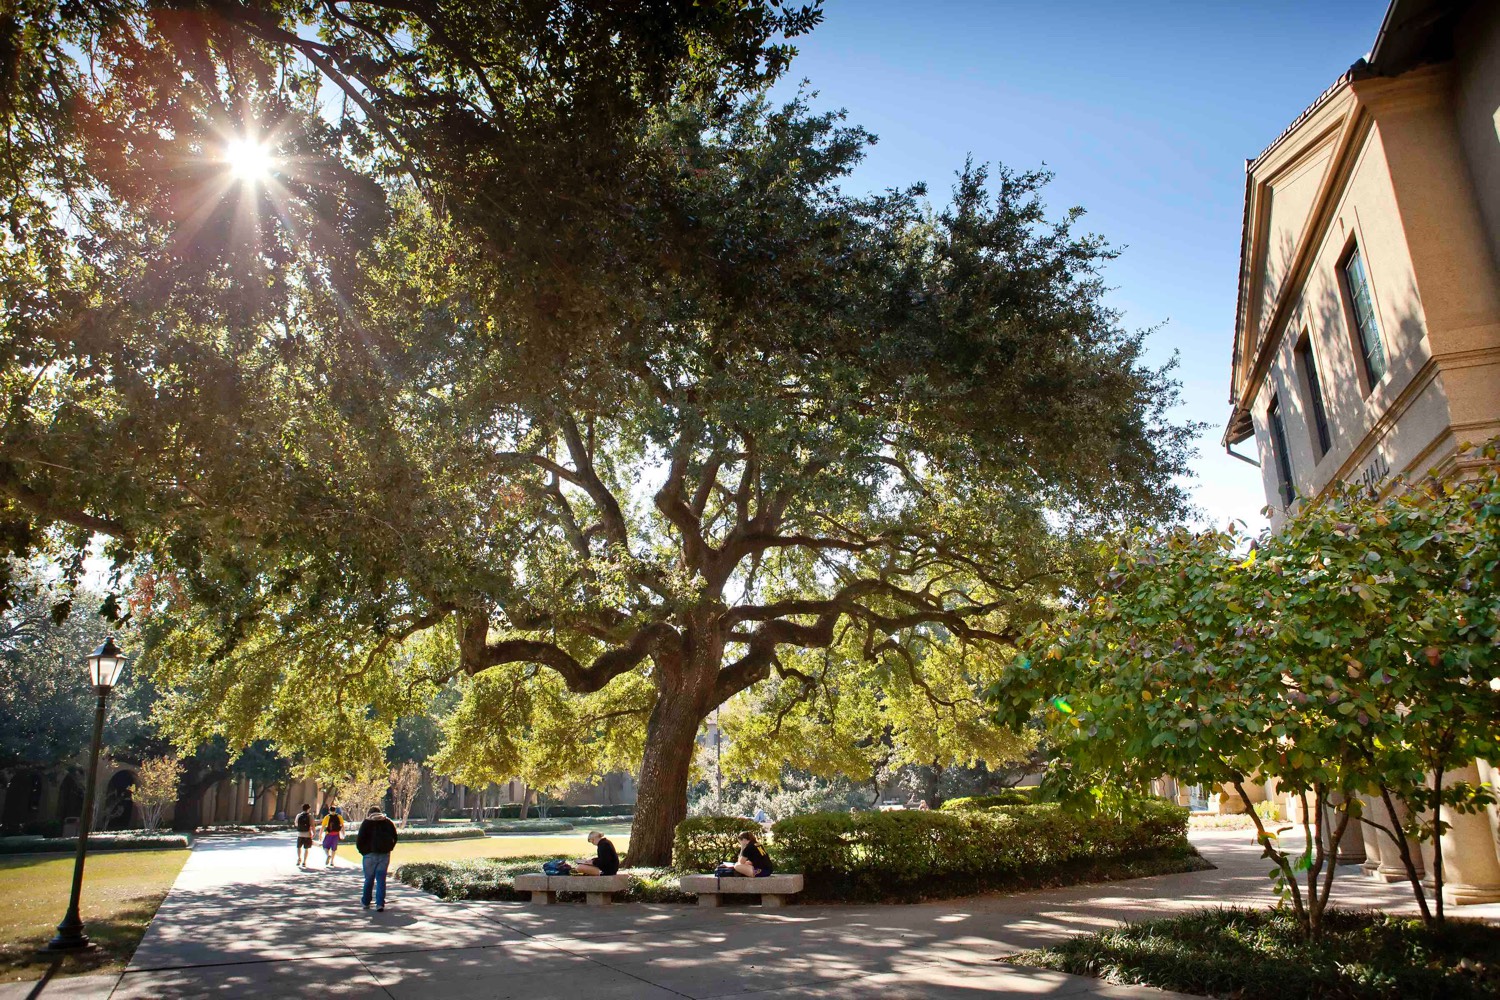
[626,620,723,867]
[628,689,709,867]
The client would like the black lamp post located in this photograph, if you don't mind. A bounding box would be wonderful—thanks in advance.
[46,636,127,953]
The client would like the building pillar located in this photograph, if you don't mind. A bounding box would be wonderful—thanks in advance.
[1478,759,1500,869]
[1426,762,1500,905]
[1320,794,1366,866]
[1357,793,1385,876]
[1370,794,1424,882]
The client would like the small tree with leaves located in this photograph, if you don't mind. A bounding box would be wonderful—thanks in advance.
[992,440,1500,933]
[334,765,391,825]
[991,527,1362,939]
[388,761,422,827]
[135,756,184,832]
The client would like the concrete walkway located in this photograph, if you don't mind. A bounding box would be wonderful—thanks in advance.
[10,829,1496,999]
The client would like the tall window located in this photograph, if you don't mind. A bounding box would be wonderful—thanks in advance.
[1268,395,1295,510]
[1343,245,1386,386]
[1296,336,1332,458]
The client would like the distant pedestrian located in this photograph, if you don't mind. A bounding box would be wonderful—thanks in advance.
[294,803,314,867]
[355,805,399,911]
[917,799,930,811]
[753,806,770,826]
[321,805,346,867]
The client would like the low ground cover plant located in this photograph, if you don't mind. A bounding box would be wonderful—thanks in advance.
[1013,907,1500,999]
[398,825,486,842]
[194,823,290,835]
[482,819,575,834]
[394,855,692,903]
[772,800,1195,902]
[0,832,191,854]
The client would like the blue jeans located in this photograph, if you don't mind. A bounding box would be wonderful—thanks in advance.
[361,852,390,907]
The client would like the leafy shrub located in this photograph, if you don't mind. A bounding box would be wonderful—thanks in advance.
[0,832,191,854]
[773,799,1189,901]
[399,825,485,841]
[1015,907,1500,1000]
[673,815,758,873]
[939,788,1039,811]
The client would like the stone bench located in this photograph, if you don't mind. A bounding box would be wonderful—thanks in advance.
[513,873,631,906]
[679,874,804,908]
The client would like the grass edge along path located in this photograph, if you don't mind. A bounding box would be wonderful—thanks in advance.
[1009,906,1500,1000]
[0,849,191,983]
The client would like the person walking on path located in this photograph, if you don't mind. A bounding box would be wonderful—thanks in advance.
[355,805,399,911]
[320,805,346,867]
[294,803,315,868]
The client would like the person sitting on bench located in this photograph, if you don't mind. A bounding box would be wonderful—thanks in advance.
[570,831,620,876]
[718,831,773,877]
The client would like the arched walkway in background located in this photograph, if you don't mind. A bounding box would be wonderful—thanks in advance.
[105,769,137,830]
[59,771,85,822]
[2,772,43,830]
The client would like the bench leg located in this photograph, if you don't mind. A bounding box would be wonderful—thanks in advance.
[761,894,788,908]
[696,893,723,907]
[585,892,613,906]
[530,891,556,905]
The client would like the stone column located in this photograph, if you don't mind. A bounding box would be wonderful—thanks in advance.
[1479,759,1500,870]
[1426,762,1500,905]
[1324,795,1366,866]
[1370,793,1424,883]
[1357,793,1384,876]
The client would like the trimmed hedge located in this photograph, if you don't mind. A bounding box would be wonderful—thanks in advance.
[673,815,759,873]
[0,832,192,854]
[466,803,636,820]
[772,799,1190,902]
[394,855,693,903]
[399,825,486,841]
[939,788,1039,811]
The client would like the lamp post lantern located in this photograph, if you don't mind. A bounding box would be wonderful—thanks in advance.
[46,636,127,952]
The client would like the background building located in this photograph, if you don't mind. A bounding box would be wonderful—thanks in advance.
[1224,0,1500,903]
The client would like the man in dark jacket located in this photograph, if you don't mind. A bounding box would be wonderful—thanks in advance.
[355,806,399,911]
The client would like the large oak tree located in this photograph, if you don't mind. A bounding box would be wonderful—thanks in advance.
[3,1,1192,862]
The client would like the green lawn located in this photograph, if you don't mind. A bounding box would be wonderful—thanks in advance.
[0,849,190,983]
[390,821,631,866]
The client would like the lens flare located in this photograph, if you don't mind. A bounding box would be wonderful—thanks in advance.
[224,137,275,182]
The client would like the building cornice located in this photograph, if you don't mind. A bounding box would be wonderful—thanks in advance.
[1226,86,1365,444]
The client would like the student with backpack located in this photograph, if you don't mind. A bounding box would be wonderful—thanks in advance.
[355,806,399,911]
[320,805,345,867]
[294,803,315,868]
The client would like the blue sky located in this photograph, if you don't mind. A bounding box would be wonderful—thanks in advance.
[771,0,1391,531]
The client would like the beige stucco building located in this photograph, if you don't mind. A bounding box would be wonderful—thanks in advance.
[1224,0,1500,903]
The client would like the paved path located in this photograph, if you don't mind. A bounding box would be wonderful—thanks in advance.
[9,829,1498,999]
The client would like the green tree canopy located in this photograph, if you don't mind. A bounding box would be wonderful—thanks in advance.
[4,2,1193,863]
